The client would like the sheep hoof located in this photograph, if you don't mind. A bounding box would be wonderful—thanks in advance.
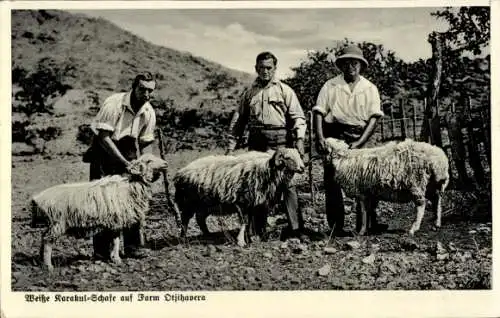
[111,257,122,265]
[237,239,246,247]
[408,229,416,236]
[42,264,54,272]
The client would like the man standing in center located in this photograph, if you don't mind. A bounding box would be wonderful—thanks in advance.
[226,51,308,240]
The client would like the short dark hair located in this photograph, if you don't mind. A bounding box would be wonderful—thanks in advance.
[132,72,156,90]
[256,52,277,66]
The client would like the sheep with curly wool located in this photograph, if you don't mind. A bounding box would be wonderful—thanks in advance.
[30,153,169,271]
[173,147,305,247]
[323,137,449,235]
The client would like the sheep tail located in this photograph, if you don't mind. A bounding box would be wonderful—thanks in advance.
[429,148,450,194]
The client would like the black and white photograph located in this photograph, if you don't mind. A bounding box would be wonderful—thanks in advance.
[1,0,497,316]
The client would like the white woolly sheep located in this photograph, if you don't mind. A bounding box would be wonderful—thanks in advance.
[173,148,305,247]
[30,153,169,271]
[323,137,450,235]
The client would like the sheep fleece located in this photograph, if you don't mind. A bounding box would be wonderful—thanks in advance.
[173,151,291,211]
[326,139,449,202]
[31,174,151,236]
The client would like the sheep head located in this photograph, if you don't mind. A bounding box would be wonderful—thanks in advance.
[127,153,169,183]
[324,137,350,161]
[271,147,305,174]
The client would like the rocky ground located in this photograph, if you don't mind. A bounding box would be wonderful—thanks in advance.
[11,152,492,291]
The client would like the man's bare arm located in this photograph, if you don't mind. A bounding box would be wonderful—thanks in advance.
[97,131,130,166]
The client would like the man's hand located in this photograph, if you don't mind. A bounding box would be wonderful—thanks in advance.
[315,137,327,154]
[295,138,305,158]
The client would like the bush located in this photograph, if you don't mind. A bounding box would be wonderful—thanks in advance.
[153,103,233,152]
[12,121,29,143]
[14,57,75,116]
[12,120,62,150]
[76,124,94,146]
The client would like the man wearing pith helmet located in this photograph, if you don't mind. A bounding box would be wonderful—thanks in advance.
[312,44,387,236]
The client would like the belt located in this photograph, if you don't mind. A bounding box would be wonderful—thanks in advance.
[248,124,287,132]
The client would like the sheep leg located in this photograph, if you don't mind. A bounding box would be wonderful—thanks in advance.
[180,209,195,239]
[196,212,211,237]
[235,206,248,247]
[40,228,55,271]
[431,192,442,229]
[137,224,145,247]
[409,198,426,235]
[357,198,369,236]
[367,200,379,231]
[109,232,122,265]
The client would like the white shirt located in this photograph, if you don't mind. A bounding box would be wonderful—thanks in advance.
[312,75,384,127]
[90,91,156,143]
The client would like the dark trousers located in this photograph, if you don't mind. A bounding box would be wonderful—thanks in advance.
[87,136,144,257]
[322,122,366,231]
[247,130,304,233]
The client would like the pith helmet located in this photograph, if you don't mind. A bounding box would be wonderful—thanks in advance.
[335,45,369,69]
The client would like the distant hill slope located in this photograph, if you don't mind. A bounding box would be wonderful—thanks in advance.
[11,9,253,110]
[11,9,256,156]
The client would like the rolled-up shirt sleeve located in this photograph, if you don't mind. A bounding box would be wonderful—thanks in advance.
[312,82,330,117]
[139,111,156,143]
[90,95,121,135]
[283,85,306,139]
[366,85,384,120]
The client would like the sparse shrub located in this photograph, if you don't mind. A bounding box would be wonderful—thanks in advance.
[14,57,74,116]
[12,121,62,155]
[85,90,100,107]
[22,31,34,39]
[76,124,94,146]
[12,66,27,85]
[37,126,62,141]
[12,121,29,143]
[155,72,165,81]
[84,90,101,117]
[205,72,237,99]
[154,104,233,152]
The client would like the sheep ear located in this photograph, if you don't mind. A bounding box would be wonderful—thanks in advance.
[127,160,146,177]
[144,164,156,182]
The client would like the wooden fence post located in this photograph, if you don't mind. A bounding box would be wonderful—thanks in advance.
[465,96,486,185]
[399,98,407,140]
[420,31,444,147]
[412,102,417,139]
[380,117,385,141]
[390,103,396,139]
[444,103,470,189]
[478,105,491,167]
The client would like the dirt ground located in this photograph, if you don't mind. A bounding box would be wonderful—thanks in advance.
[11,151,492,291]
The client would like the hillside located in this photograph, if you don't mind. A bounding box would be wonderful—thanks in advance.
[11,9,253,110]
[11,9,255,156]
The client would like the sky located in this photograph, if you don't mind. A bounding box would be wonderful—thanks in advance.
[73,7,453,79]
